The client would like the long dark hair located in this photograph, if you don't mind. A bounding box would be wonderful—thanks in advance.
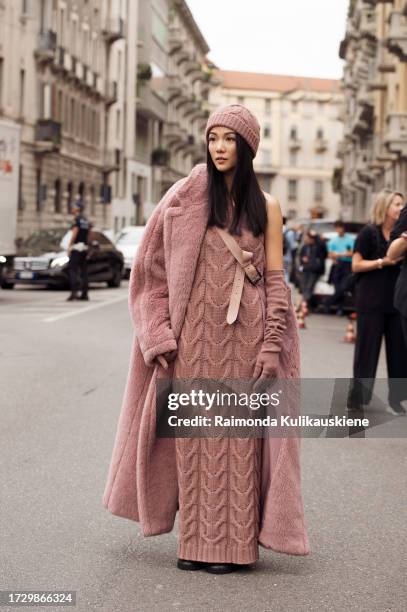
[206,133,267,236]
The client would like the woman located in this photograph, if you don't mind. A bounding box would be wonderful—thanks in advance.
[387,201,407,344]
[102,104,310,574]
[347,190,407,416]
[298,230,326,310]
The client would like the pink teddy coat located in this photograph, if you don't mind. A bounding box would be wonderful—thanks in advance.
[102,163,310,556]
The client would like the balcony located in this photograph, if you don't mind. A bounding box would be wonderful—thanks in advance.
[184,59,202,78]
[355,151,373,184]
[105,80,118,105]
[151,148,169,166]
[137,84,167,121]
[384,113,407,157]
[167,74,182,101]
[56,47,72,72]
[288,136,302,150]
[35,30,57,61]
[315,137,328,153]
[175,49,189,66]
[35,119,62,148]
[386,11,407,62]
[103,16,125,44]
[169,27,183,55]
[351,100,374,138]
[369,135,397,171]
[102,149,120,173]
[359,7,377,40]
[163,121,182,146]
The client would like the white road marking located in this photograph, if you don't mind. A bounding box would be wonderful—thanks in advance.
[43,294,128,322]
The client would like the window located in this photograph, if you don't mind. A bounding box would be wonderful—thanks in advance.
[70,98,75,134]
[290,126,298,140]
[36,169,42,212]
[237,96,244,104]
[291,100,298,112]
[288,179,298,201]
[54,178,61,213]
[315,180,323,201]
[18,164,24,210]
[90,185,96,216]
[19,70,25,117]
[289,150,297,167]
[0,58,4,109]
[67,181,73,213]
[265,98,271,116]
[263,124,271,139]
[58,90,63,122]
[316,128,324,139]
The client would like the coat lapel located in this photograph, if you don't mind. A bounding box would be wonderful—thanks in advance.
[163,164,209,341]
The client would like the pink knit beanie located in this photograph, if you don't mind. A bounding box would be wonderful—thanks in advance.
[205,103,261,157]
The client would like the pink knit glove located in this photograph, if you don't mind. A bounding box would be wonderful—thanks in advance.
[253,270,288,382]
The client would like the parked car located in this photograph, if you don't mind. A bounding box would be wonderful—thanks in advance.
[115,226,145,278]
[294,219,365,310]
[1,227,124,289]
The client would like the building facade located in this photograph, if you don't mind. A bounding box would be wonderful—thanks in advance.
[0,0,136,239]
[133,0,213,221]
[337,0,407,221]
[208,71,344,220]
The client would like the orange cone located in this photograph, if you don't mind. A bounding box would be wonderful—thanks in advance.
[343,320,356,343]
[297,310,307,329]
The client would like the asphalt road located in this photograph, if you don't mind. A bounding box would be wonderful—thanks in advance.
[0,285,406,612]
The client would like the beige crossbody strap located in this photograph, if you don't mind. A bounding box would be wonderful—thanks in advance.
[215,226,262,325]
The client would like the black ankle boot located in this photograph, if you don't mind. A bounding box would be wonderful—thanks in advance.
[66,292,78,301]
[177,558,207,571]
[204,563,236,574]
[79,293,89,301]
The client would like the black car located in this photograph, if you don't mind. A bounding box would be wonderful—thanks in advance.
[1,228,124,289]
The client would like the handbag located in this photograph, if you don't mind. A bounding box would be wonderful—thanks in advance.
[215,226,263,324]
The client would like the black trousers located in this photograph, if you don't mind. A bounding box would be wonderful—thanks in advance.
[402,315,407,347]
[301,271,319,303]
[326,261,351,309]
[348,311,407,406]
[68,250,89,295]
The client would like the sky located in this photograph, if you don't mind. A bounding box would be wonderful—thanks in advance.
[186,0,349,80]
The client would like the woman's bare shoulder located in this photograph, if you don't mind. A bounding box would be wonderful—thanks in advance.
[262,192,282,217]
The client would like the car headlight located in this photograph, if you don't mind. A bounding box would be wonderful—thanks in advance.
[0,256,6,264]
[50,256,70,269]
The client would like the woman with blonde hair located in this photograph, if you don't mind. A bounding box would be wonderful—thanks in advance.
[347,189,407,415]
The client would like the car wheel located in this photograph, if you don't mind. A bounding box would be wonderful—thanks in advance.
[107,266,122,288]
[1,280,15,289]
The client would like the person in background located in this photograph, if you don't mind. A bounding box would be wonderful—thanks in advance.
[324,220,355,315]
[67,199,91,302]
[388,198,407,345]
[298,230,326,311]
[347,190,407,416]
[282,218,298,283]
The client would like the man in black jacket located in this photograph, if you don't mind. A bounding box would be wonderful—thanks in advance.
[388,203,407,342]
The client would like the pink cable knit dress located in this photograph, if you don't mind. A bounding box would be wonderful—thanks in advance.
[173,214,266,565]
